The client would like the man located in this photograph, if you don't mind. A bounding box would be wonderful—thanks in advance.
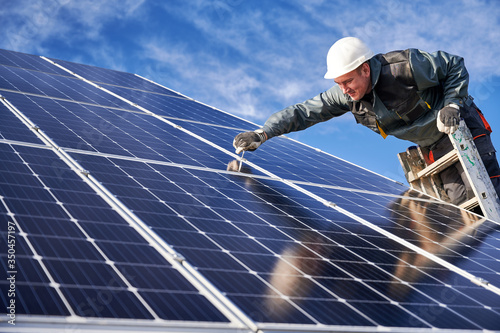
[233,37,500,205]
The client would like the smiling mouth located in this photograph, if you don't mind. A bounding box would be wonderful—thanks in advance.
[348,92,362,101]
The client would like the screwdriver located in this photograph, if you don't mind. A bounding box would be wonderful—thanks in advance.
[238,150,245,172]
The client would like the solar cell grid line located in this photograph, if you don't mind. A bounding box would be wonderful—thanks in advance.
[2,90,143,156]
[331,200,500,294]
[101,83,189,101]
[153,120,399,192]
[61,143,427,206]
[162,119,410,195]
[171,114,402,195]
[136,73,265,131]
[0,65,138,111]
[0,81,254,326]
[42,55,261,130]
[69,153,401,328]
[225,158,494,300]
[0,199,74,318]
[171,169,500,330]
[0,97,44,145]
[299,186,500,285]
[0,49,70,76]
[252,136,407,191]
[68,153,500,330]
[44,55,261,130]
[0,104,258,326]
[100,83,258,129]
[1,91,241,169]
[208,174,500,322]
[0,143,163,320]
[94,156,390,326]
[0,142,242,327]
[43,56,185,97]
[250,158,497,298]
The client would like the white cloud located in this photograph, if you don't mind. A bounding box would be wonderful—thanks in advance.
[142,42,192,72]
[138,36,266,121]
[292,0,500,79]
[0,0,146,60]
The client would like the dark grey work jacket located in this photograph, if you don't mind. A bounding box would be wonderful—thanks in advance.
[261,49,471,148]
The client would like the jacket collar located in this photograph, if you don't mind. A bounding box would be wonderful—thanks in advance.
[369,56,381,89]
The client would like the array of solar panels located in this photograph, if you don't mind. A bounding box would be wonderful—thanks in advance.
[0,48,499,333]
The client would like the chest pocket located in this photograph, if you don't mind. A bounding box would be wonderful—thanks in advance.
[349,99,380,134]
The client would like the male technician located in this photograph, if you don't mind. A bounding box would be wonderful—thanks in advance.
[233,37,500,205]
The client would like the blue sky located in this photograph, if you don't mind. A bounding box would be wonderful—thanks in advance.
[2,0,500,184]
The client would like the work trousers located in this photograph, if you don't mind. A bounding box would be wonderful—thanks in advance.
[427,100,500,206]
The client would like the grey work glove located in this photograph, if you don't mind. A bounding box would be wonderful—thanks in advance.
[437,104,460,134]
[233,129,267,154]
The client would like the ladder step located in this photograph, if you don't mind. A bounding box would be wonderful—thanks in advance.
[459,197,479,210]
[414,150,459,180]
[398,120,500,221]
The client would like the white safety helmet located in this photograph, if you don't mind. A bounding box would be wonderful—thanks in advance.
[324,37,374,79]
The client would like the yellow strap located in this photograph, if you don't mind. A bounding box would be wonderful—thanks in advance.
[377,121,388,139]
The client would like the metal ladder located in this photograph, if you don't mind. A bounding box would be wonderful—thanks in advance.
[398,120,500,222]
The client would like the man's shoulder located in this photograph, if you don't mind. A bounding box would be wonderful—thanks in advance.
[375,49,413,65]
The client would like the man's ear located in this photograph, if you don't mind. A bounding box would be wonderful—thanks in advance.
[361,62,370,76]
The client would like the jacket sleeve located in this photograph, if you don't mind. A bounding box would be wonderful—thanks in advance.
[261,85,351,139]
[409,49,469,107]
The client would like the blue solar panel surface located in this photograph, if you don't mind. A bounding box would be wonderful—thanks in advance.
[0,66,138,110]
[67,152,500,329]
[102,84,253,128]
[0,101,43,144]
[174,119,409,194]
[0,49,499,332]
[0,144,229,322]
[47,57,185,97]
[0,49,69,75]
[0,91,242,169]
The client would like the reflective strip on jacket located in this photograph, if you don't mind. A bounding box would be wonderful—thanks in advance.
[261,48,470,147]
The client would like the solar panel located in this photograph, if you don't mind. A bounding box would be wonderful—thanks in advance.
[0,49,499,332]
[0,101,43,145]
[0,143,233,324]
[46,57,185,97]
[0,49,69,76]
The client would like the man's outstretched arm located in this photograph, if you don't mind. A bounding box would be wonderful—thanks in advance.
[233,85,350,154]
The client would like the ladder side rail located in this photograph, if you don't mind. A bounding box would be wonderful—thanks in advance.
[450,120,500,222]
